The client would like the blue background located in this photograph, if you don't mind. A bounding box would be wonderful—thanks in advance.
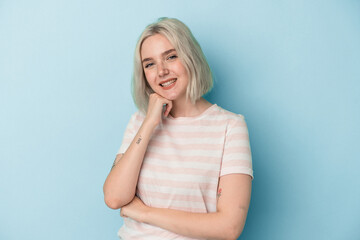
[1,0,359,239]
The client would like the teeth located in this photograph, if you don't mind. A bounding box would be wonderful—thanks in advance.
[160,79,176,87]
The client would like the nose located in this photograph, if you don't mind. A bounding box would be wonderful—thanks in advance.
[158,61,169,77]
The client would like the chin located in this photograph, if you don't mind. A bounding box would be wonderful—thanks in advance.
[156,90,176,100]
[162,95,177,101]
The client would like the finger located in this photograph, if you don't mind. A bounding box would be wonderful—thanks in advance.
[163,100,173,117]
[120,209,126,218]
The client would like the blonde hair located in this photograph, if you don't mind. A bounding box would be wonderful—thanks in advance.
[132,17,213,113]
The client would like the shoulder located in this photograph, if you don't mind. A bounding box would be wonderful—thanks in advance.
[209,105,249,136]
[212,105,247,127]
[129,111,146,122]
[125,111,146,131]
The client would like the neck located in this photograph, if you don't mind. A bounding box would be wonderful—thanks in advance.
[170,97,212,118]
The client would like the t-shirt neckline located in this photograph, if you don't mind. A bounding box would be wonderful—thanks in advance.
[166,104,218,121]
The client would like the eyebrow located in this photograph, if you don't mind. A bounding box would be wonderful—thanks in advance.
[142,49,176,63]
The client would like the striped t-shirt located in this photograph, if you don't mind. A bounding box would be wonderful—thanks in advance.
[117,104,253,240]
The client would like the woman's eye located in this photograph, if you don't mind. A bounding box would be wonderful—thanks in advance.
[144,63,154,68]
[167,55,177,60]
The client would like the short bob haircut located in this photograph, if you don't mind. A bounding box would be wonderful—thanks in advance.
[132,17,213,113]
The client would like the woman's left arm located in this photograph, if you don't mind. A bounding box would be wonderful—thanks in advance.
[121,174,252,240]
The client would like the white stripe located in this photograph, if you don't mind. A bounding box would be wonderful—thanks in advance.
[225,139,251,147]
[227,126,249,134]
[140,169,219,184]
[222,153,252,161]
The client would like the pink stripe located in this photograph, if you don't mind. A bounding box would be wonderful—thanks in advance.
[162,118,246,127]
[142,162,219,177]
[145,151,221,164]
[149,139,223,151]
[227,133,249,140]
[150,202,209,213]
[137,188,217,203]
[222,159,252,168]
[228,122,247,128]
[154,129,227,138]
[139,176,218,190]
[134,113,144,122]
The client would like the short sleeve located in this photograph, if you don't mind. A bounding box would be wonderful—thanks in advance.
[116,113,139,155]
[220,115,253,179]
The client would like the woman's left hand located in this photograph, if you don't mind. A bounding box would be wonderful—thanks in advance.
[120,196,149,223]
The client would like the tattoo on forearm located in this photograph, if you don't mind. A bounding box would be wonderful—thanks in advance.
[136,135,142,144]
[217,188,222,198]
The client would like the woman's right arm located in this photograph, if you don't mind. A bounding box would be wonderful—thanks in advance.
[103,93,172,209]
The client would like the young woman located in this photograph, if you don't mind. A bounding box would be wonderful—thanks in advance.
[103,17,253,240]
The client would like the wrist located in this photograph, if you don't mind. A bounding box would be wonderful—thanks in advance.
[142,118,158,130]
[141,205,152,224]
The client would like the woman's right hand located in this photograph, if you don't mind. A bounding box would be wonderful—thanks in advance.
[104,94,171,209]
[145,93,172,127]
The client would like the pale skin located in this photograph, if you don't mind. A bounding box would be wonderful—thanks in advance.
[103,34,252,240]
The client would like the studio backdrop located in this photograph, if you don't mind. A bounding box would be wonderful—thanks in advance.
[0,0,359,239]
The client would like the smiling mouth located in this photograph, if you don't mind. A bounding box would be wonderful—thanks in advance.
[160,78,177,87]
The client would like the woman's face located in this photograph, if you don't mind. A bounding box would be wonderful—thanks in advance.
[141,34,189,101]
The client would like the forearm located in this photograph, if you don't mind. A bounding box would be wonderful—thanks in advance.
[142,207,247,240]
[103,120,155,209]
